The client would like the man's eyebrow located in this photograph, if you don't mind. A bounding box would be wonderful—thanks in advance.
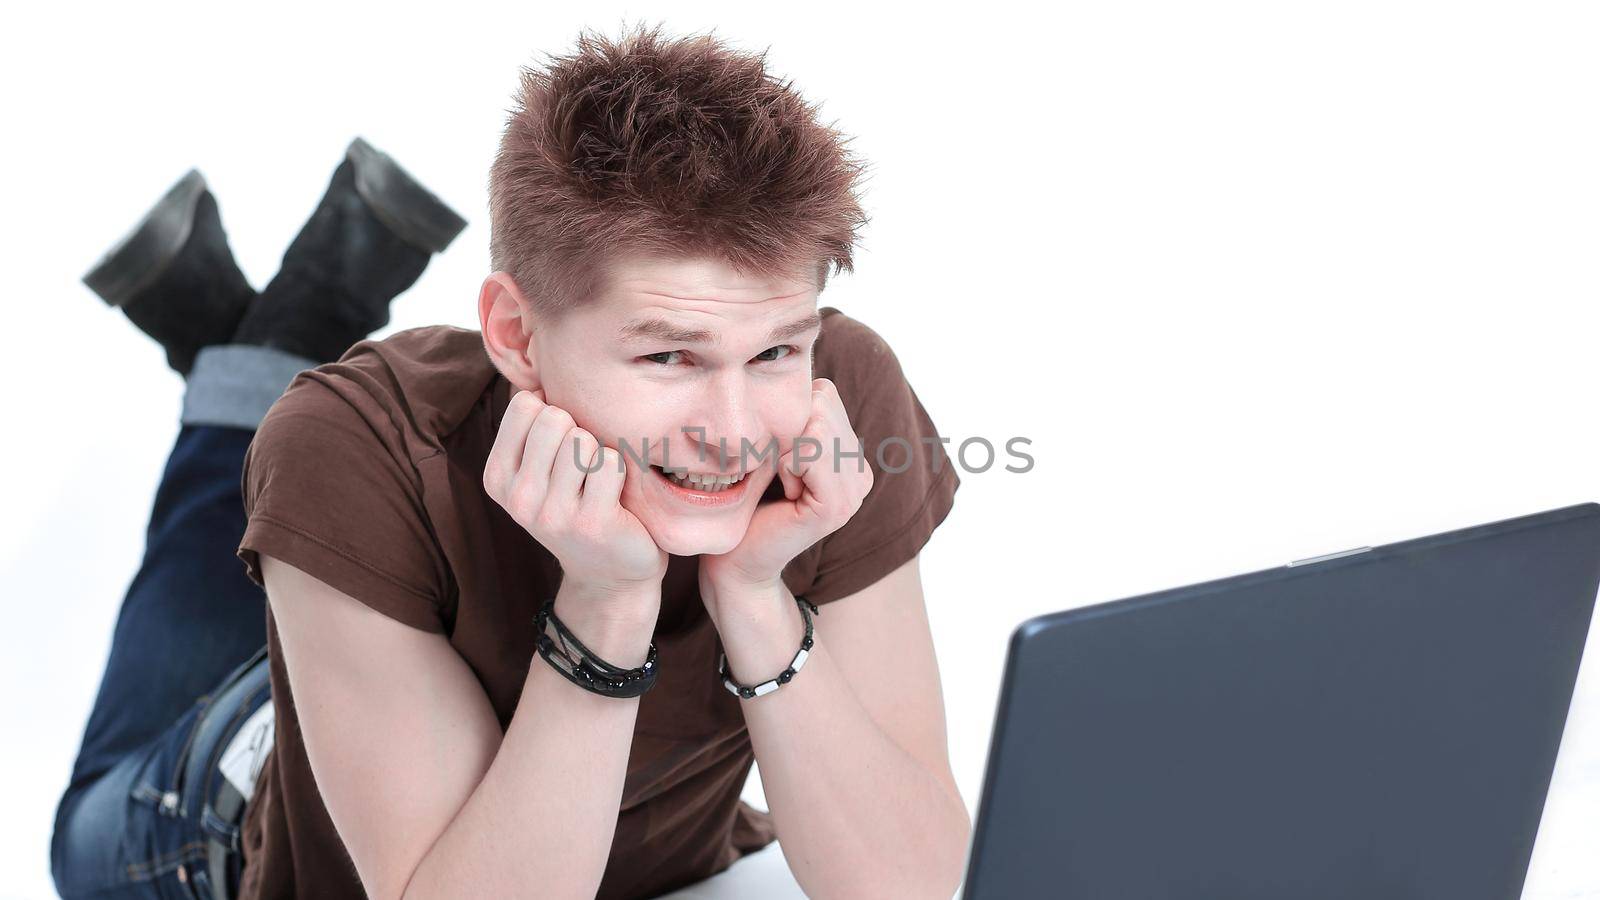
[617,311,823,346]
[766,311,823,343]
[617,318,717,345]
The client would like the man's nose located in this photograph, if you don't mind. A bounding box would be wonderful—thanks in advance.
[688,374,761,468]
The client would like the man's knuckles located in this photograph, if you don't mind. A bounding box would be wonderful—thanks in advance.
[532,405,574,435]
[507,390,545,421]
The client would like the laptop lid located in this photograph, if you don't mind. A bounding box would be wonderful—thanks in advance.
[962,502,1600,900]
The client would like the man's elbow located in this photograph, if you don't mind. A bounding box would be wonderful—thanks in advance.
[803,793,971,900]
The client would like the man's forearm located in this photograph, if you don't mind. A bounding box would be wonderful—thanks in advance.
[401,581,658,899]
[716,587,971,899]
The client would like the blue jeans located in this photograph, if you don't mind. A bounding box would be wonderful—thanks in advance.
[51,345,317,900]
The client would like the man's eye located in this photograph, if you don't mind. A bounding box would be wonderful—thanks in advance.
[753,345,796,363]
[642,346,797,366]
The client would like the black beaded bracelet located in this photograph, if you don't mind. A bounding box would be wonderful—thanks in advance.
[719,595,819,700]
[535,597,658,698]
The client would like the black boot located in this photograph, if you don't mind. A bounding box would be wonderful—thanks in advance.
[229,137,468,365]
[83,170,256,377]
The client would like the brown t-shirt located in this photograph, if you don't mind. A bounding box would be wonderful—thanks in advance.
[232,305,960,900]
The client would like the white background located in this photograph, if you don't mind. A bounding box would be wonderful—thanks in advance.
[3,2,1597,898]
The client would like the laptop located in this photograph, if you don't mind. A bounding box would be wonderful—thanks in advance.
[961,502,1600,900]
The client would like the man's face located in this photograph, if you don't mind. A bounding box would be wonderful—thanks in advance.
[527,254,821,557]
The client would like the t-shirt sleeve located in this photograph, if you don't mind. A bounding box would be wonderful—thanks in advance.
[798,318,961,607]
[235,371,449,634]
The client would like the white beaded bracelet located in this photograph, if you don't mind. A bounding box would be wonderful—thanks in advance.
[718,595,819,699]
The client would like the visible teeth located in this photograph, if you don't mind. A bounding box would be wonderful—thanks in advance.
[659,467,744,491]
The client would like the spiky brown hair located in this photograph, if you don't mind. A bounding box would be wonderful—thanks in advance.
[488,22,870,317]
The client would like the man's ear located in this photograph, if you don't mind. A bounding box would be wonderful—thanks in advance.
[479,272,540,390]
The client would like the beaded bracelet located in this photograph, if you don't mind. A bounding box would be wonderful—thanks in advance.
[719,595,819,700]
[535,597,658,698]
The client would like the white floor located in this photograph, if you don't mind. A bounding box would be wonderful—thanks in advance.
[652,843,807,899]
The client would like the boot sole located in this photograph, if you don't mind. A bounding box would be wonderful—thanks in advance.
[345,137,469,255]
[83,169,209,308]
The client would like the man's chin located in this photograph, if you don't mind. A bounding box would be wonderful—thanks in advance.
[648,522,747,558]
[623,483,762,557]
[656,528,742,557]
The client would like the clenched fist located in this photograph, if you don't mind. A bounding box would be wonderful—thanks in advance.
[482,389,667,618]
[698,377,875,622]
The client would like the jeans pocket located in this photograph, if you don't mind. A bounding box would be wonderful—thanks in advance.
[117,738,210,894]
[116,647,268,899]
[129,699,209,820]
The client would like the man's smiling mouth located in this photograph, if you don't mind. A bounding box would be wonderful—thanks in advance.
[649,464,747,493]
